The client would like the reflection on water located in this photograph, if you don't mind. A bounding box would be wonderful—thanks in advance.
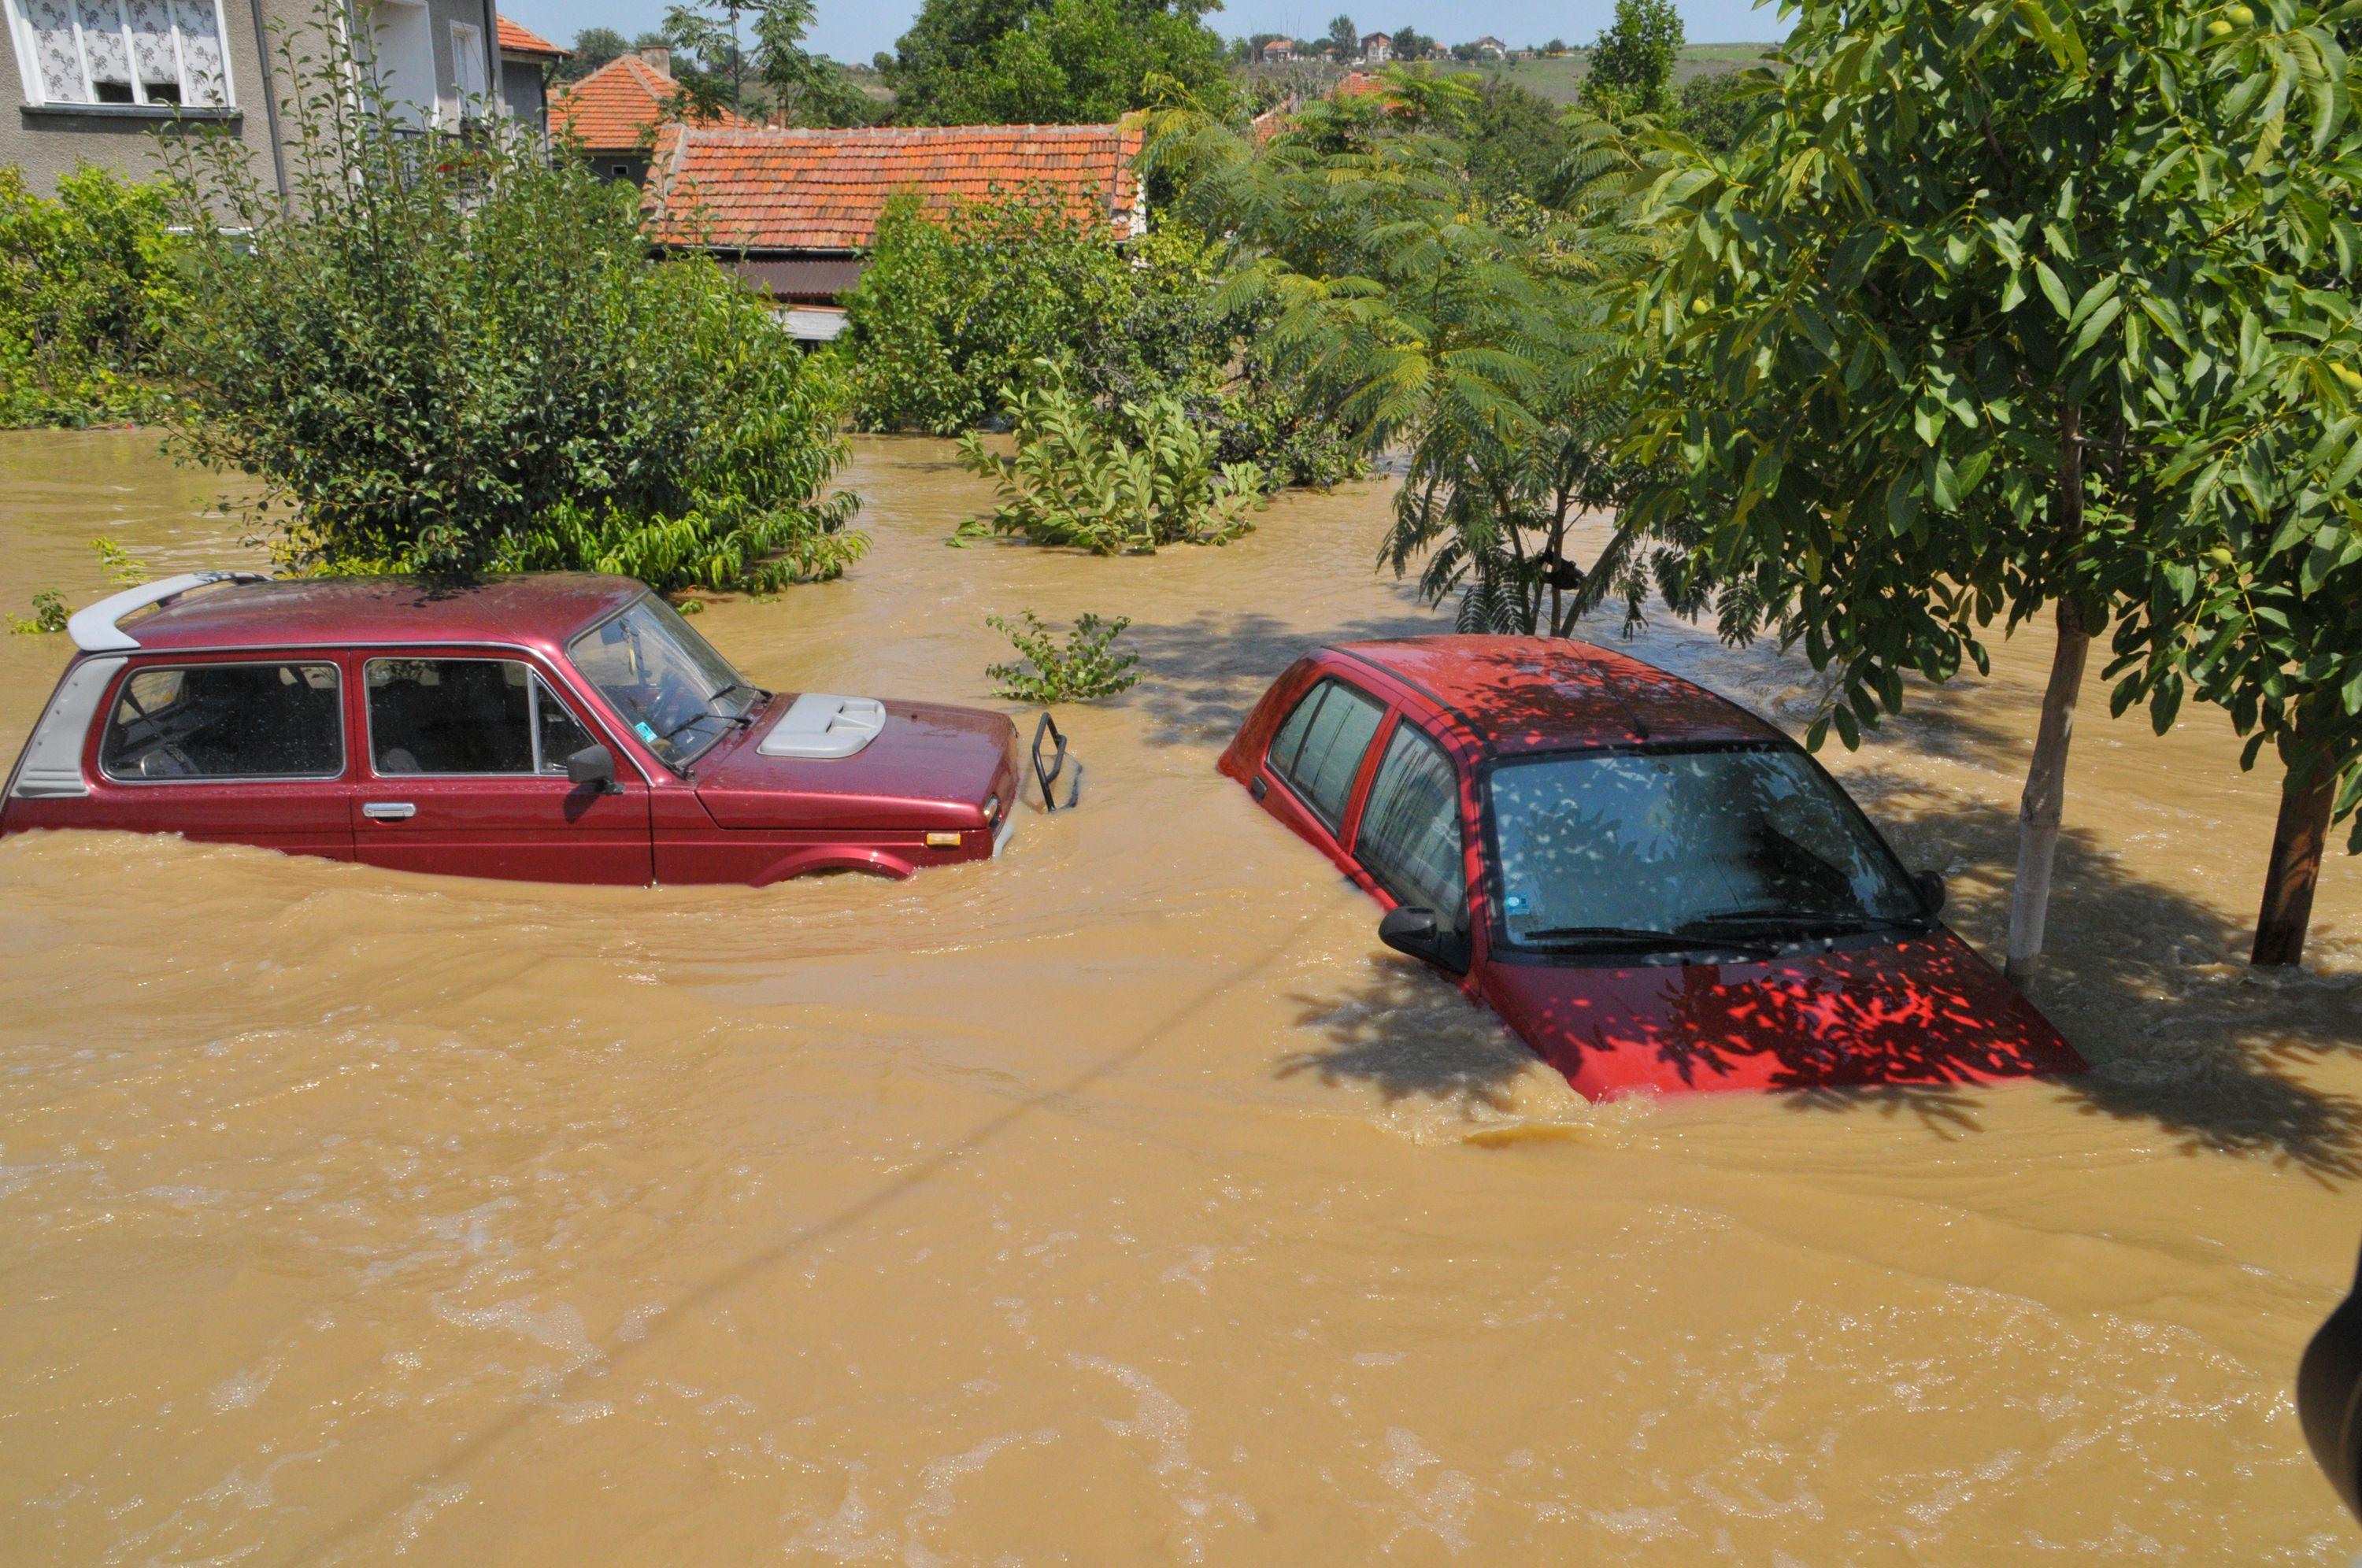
[2,427,2360,1562]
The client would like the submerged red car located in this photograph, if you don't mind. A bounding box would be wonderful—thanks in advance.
[2,571,1024,884]
[1221,636,2086,1099]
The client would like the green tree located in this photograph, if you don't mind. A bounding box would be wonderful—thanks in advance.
[0,165,183,427]
[1579,0,1683,118]
[753,0,873,124]
[1327,13,1360,57]
[832,189,1137,434]
[1464,77,1574,205]
[1672,68,1759,153]
[883,0,1233,124]
[1625,0,2362,974]
[157,20,861,593]
[1150,70,1653,634]
[664,0,754,115]
[554,26,628,83]
[1387,24,1432,60]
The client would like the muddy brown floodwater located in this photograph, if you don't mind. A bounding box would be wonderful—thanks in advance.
[4,428,2362,1563]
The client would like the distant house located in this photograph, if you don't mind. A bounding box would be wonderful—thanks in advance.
[642,120,1147,341]
[1258,39,1294,63]
[1360,31,1391,62]
[495,17,566,131]
[0,2,522,202]
[550,47,750,187]
[1469,35,1507,60]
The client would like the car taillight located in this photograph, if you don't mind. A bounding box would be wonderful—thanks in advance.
[983,793,1001,824]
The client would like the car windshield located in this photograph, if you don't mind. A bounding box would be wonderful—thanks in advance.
[1487,745,1926,955]
[566,597,764,771]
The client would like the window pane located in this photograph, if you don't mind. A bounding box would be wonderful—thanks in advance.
[1288,681,1383,827]
[1268,682,1327,782]
[168,0,228,104]
[100,662,342,779]
[533,677,595,775]
[566,597,757,770]
[1356,726,1465,918]
[367,658,535,775]
[26,0,88,102]
[126,0,172,93]
[76,0,131,93]
[1268,679,1385,829]
[1487,746,1922,947]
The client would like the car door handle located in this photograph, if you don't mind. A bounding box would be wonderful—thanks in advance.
[361,801,416,821]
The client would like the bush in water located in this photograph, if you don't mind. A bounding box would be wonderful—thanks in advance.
[956,371,1266,554]
[0,165,183,429]
[985,610,1140,702]
[155,6,861,594]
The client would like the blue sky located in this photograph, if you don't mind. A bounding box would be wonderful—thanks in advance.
[502,0,1783,69]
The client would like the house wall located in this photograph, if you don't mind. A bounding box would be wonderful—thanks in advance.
[498,54,542,128]
[1,0,505,202]
[589,151,648,186]
[0,0,288,198]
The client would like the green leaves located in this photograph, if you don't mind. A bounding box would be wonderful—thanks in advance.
[1620,0,2362,838]
[157,21,861,593]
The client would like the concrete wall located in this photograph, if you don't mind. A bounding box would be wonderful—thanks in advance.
[0,0,509,202]
[0,0,294,198]
[498,54,542,131]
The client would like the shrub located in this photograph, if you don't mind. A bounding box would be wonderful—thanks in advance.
[834,187,1135,435]
[956,373,1266,553]
[154,15,861,593]
[7,590,67,636]
[985,610,1140,702]
[0,165,183,427]
[837,193,1361,486]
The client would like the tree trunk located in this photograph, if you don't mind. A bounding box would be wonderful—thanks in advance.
[2005,404,2089,990]
[2005,598,2092,987]
[2253,723,2338,968]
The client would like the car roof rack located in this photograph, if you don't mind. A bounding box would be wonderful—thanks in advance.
[67,571,270,653]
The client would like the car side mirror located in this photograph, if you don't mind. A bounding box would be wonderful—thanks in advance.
[1379,906,1470,975]
[567,743,620,793]
[1912,869,1946,915]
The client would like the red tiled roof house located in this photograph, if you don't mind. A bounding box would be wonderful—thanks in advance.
[641,120,1147,340]
[551,49,750,187]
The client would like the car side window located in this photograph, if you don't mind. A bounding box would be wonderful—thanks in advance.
[1268,678,1385,830]
[1355,722,1467,921]
[98,662,342,781]
[366,658,594,777]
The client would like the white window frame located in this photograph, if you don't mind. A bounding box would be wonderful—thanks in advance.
[5,0,239,110]
[446,17,485,122]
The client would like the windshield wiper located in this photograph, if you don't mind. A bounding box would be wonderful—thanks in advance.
[1516,924,1778,960]
[1679,908,1930,941]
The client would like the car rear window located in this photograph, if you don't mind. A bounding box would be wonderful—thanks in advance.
[365,659,595,776]
[1268,677,1384,830]
[99,662,342,781]
[1355,722,1466,920]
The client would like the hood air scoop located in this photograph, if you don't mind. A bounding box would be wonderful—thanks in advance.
[757,693,887,760]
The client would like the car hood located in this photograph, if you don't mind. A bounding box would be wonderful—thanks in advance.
[693,696,1019,830]
[1483,928,2086,1100]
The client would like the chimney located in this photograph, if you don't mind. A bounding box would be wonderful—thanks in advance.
[635,46,671,76]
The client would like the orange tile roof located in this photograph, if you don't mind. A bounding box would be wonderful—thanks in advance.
[552,54,747,153]
[643,121,1147,253]
[496,17,565,57]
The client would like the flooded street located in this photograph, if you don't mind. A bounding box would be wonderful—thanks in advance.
[4,427,2361,1562]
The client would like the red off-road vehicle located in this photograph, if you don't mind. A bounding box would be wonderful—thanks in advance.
[2,571,1043,885]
